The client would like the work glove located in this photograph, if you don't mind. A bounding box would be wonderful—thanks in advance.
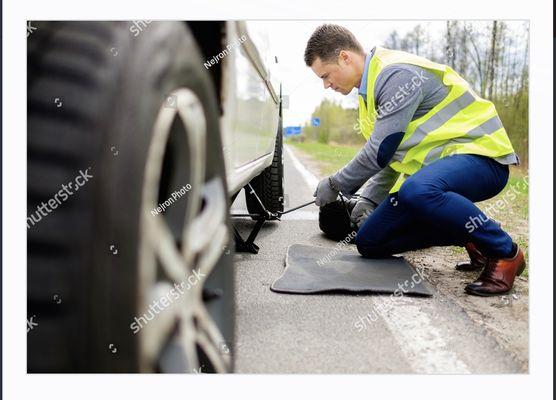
[313,176,340,207]
[350,197,376,228]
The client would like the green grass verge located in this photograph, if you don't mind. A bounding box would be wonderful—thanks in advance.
[287,140,359,176]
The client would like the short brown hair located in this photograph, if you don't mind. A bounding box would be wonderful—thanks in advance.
[304,24,365,66]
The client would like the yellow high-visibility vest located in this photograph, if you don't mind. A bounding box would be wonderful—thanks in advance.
[358,47,516,193]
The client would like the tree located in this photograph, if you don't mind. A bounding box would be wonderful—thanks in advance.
[385,30,400,50]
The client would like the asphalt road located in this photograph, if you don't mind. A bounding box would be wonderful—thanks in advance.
[230,145,522,373]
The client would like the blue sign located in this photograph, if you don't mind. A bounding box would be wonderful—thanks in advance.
[311,117,321,127]
[284,126,302,136]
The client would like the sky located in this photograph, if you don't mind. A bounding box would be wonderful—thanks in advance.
[249,20,447,128]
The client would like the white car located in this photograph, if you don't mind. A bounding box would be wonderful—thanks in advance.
[27,21,283,373]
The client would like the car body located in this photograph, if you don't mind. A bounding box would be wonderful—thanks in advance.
[219,21,282,196]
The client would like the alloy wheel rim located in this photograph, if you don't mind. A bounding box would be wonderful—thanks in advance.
[137,88,231,373]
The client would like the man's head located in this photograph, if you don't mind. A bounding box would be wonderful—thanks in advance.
[304,24,366,95]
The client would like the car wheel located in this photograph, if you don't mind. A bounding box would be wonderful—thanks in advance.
[27,21,234,373]
[245,116,285,216]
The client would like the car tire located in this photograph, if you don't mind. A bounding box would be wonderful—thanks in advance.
[27,21,234,373]
[245,116,285,216]
[318,198,359,241]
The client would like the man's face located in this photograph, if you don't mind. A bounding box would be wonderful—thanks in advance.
[310,51,359,95]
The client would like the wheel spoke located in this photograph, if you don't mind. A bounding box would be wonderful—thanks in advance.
[140,282,181,367]
[178,317,200,372]
[179,90,207,267]
[195,306,232,372]
[156,313,199,373]
[196,225,228,282]
[196,331,230,373]
[183,178,229,277]
[148,216,186,283]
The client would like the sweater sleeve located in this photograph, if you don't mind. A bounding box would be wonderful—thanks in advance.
[360,166,399,205]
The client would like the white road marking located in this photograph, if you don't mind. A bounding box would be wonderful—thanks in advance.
[373,298,471,373]
[286,143,470,373]
[284,145,319,188]
[281,145,320,221]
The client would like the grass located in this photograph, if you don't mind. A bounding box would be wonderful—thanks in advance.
[290,139,529,278]
[478,169,529,277]
[287,140,360,176]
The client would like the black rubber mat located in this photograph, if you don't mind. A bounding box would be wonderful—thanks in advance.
[271,244,432,296]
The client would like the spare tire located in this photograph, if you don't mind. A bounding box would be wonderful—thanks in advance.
[318,198,359,241]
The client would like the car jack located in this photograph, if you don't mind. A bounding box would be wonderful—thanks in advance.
[231,183,315,254]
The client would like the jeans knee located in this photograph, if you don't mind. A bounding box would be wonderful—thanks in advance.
[355,230,376,248]
[356,241,389,258]
[354,232,365,249]
[398,179,438,209]
[356,242,378,258]
[355,232,385,258]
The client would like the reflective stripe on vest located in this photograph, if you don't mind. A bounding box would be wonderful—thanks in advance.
[357,47,516,193]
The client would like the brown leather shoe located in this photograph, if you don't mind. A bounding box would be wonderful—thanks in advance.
[465,245,526,296]
[456,242,488,271]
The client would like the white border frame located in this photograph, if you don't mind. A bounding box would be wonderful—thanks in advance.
[3,1,553,399]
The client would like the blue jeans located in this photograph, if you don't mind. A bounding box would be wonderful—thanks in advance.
[355,154,513,259]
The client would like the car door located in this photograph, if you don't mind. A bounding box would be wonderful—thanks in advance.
[221,21,280,171]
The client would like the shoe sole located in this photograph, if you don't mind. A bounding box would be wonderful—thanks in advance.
[455,265,484,272]
[464,287,511,297]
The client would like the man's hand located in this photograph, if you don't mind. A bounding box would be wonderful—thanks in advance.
[350,197,376,228]
[313,176,339,207]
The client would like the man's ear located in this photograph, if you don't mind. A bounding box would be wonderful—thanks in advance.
[339,50,351,65]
